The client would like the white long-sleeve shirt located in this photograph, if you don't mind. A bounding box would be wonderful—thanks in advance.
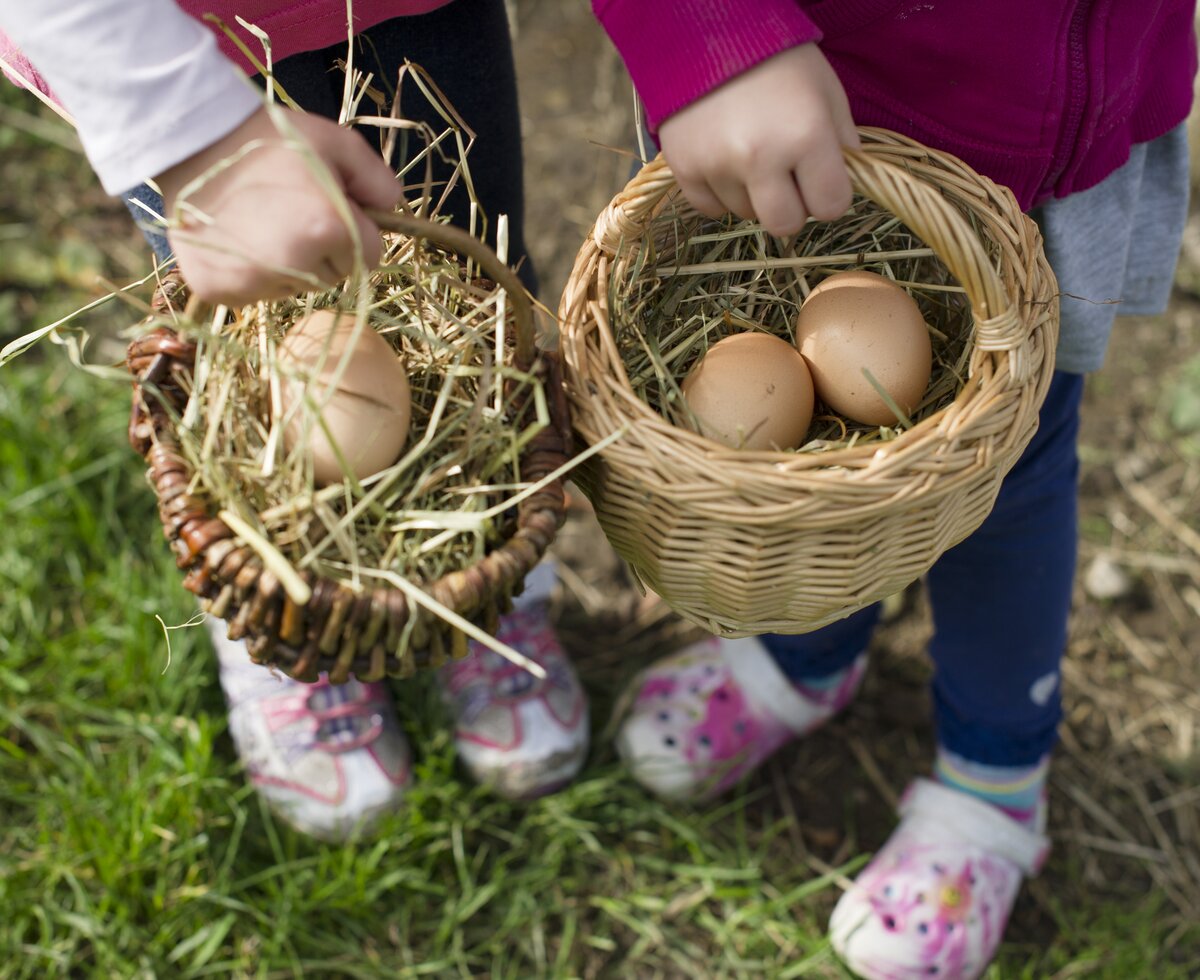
[0,0,260,193]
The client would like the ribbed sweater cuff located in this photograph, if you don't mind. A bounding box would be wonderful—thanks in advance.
[593,0,822,131]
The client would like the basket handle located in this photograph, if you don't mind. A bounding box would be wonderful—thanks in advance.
[366,209,537,366]
[592,140,1023,354]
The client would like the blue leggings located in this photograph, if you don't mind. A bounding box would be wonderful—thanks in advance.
[760,370,1084,767]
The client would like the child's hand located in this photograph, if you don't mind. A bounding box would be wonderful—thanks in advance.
[155,106,402,306]
[657,44,859,237]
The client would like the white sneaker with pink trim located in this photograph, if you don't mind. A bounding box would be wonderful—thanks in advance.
[439,604,589,800]
[208,619,412,842]
[615,636,867,801]
[828,779,1050,980]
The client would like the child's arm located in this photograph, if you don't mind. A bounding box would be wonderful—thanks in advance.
[0,0,401,304]
[593,1,857,237]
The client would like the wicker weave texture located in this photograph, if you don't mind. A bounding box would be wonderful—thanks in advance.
[559,129,1059,636]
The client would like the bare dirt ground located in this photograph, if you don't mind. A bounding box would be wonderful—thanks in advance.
[512,0,1200,959]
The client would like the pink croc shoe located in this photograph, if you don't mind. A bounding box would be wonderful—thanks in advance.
[439,604,588,800]
[828,779,1050,980]
[208,619,412,842]
[615,636,867,801]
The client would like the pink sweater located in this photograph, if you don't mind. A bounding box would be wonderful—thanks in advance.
[175,1,450,75]
[594,0,1199,210]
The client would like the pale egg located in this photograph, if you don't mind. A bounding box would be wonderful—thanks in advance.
[277,309,411,485]
[795,270,932,426]
[680,332,815,450]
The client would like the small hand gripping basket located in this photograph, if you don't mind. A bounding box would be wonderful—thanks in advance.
[558,128,1059,636]
[126,212,572,681]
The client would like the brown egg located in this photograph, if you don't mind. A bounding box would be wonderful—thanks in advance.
[795,270,932,426]
[277,309,411,485]
[680,332,815,450]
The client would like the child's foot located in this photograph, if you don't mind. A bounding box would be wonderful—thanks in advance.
[828,779,1049,980]
[439,605,588,799]
[208,620,412,842]
[614,636,867,800]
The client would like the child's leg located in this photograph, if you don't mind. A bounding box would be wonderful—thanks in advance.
[122,184,172,264]
[615,601,874,800]
[439,560,589,800]
[616,545,878,798]
[615,633,870,799]
[207,618,413,842]
[757,605,880,683]
[926,370,1082,786]
[829,371,1081,979]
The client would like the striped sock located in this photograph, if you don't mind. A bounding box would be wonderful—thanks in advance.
[786,653,869,716]
[935,748,1049,830]
[795,664,852,692]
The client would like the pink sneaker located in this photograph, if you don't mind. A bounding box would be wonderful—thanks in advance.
[615,636,867,801]
[828,779,1050,980]
[440,605,588,799]
[208,619,412,841]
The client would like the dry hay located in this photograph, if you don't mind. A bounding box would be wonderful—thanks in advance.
[609,192,976,450]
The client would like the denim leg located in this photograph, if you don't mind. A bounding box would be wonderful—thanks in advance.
[123,184,172,263]
[758,604,880,683]
[926,371,1083,766]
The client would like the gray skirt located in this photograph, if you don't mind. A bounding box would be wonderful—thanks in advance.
[1031,123,1190,375]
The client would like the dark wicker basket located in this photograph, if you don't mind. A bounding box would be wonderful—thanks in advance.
[125,212,572,682]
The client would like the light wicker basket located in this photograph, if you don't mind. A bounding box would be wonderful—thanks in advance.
[126,212,571,682]
[558,128,1058,637]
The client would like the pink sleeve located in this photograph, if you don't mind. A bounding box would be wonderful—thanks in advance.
[593,0,823,131]
[0,27,59,104]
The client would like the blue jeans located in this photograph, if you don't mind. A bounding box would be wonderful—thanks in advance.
[124,184,172,264]
[760,370,1084,767]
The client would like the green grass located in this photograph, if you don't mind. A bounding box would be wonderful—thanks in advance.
[0,360,847,978]
[2,359,1197,979]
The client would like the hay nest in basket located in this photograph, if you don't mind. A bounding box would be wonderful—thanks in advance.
[615,189,972,451]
